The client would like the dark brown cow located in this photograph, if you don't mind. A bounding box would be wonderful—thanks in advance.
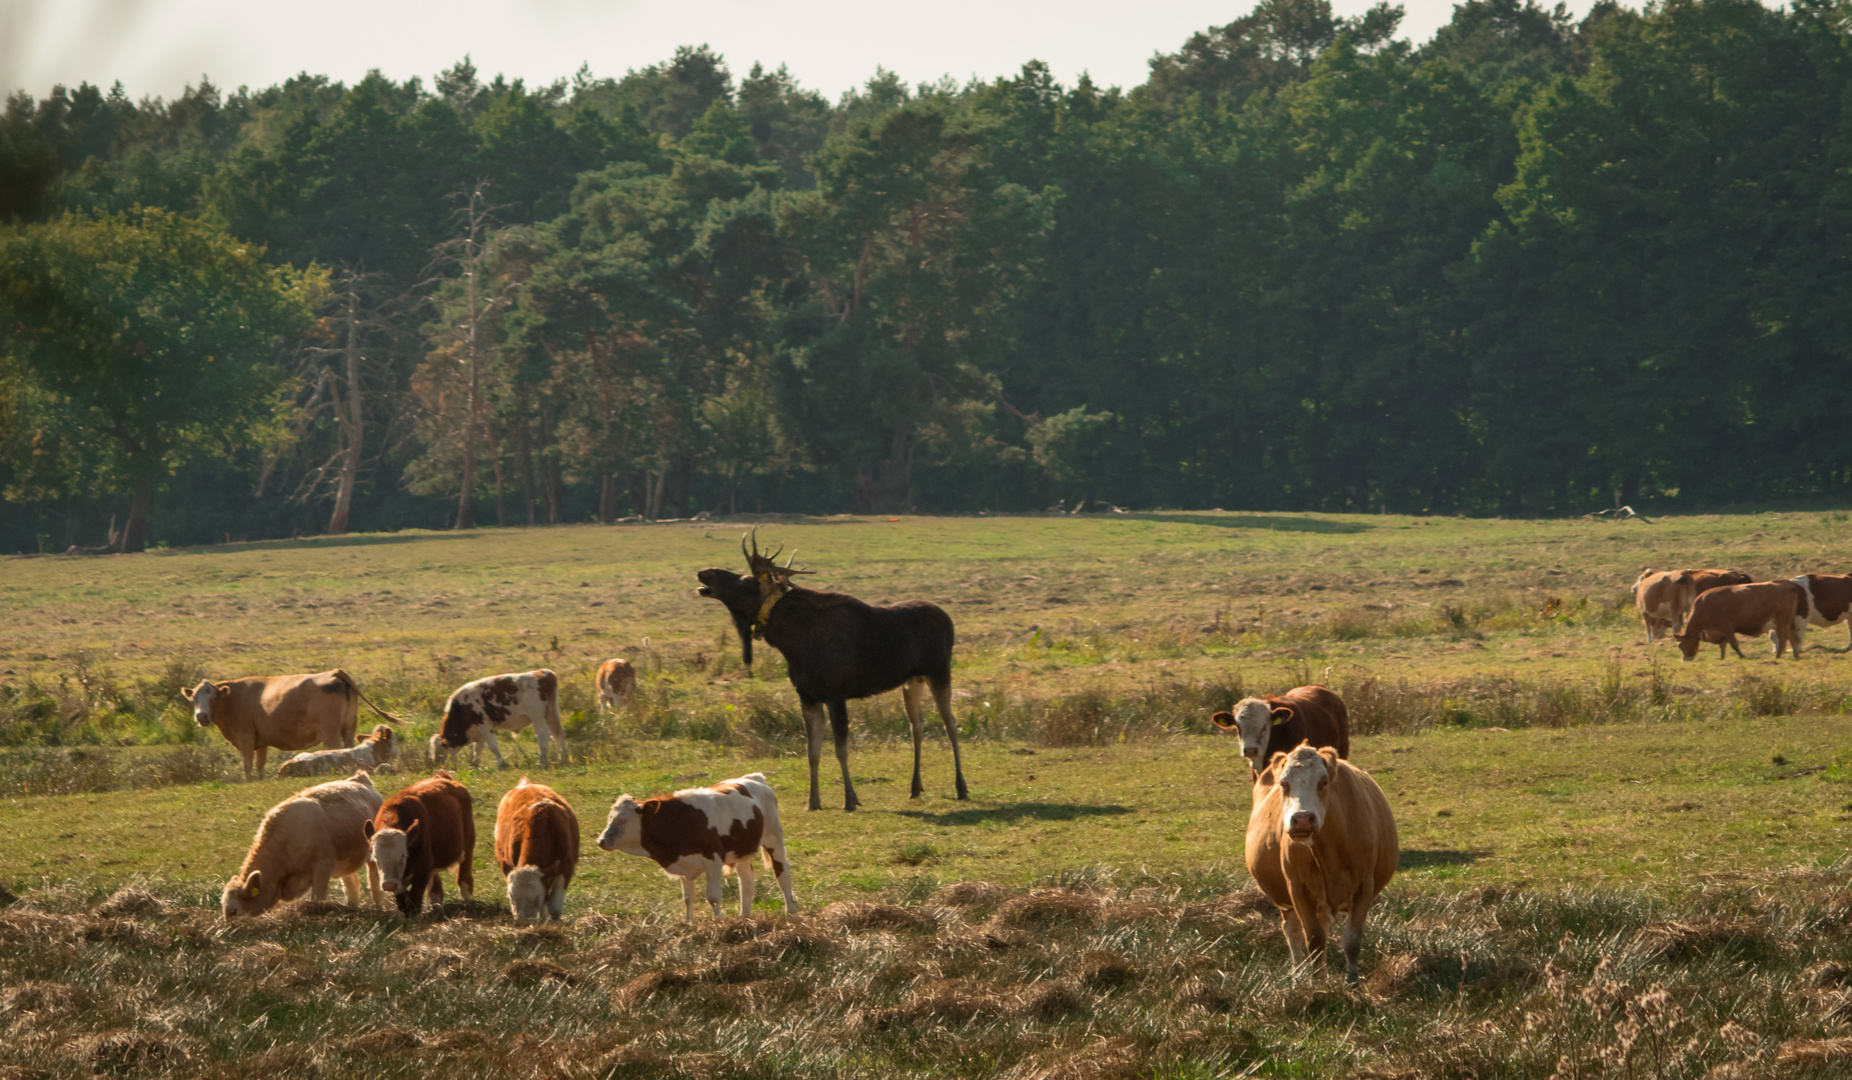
[494,777,580,923]
[595,772,797,921]
[1675,581,1806,661]
[1793,574,1852,653]
[1211,684,1350,776]
[365,773,476,916]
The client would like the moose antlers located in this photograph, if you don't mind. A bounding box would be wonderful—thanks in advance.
[742,528,810,578]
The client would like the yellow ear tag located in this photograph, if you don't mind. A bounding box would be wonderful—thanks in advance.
[1272,714,1289,727]
[245,881,260,898]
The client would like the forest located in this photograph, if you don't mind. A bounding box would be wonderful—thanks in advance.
[4,0,1852,552]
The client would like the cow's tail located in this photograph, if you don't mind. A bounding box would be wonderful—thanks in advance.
[333,669,403,725]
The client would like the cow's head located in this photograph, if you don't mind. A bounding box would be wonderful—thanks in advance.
[364,817,421,899]
[506,864,552,923]
[180,680,229,727]
[1674,626,1704,661]
[221,870,267,918]
[597,794,642,853]
[1211,697,1293,772]
[1271,743,1339,844]
[366,725,398,761]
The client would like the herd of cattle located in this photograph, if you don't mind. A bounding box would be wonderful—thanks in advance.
[176,545,1852,984]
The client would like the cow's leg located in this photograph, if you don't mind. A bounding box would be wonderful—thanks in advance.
[903,678,927,799]
[310,863,332,903]
[930,679,970,801]
[680,875,700,923]
[533,720,552,768]
[428,874,445,917]
[239,744,257,781]
[366,859,384,910]
[338,871,362,907]
[765,842,798,913]
[457,859,474,902]
[547,877,566,921]
[1280,909,1309,972]
[253,745,269,779]
[1727,636,1745,659]
[484,730,509,770]
[735,858,757,917]
[800,696,827,810]
[704,857,725,917]
[828,699,859,812]
[1342,900,1375,985]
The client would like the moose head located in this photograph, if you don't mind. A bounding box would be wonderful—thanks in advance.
[695,529,810,671]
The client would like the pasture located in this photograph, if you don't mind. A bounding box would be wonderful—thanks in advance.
[2,510,1851,1077]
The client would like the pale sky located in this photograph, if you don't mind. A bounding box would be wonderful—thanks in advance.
[4,0,1614,104]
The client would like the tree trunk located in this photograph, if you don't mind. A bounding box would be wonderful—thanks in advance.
[545,455,563,524]
[519,417,537,526]
[599,475,618,523]
[328,293,364,536]
[854,416,914,513]
[118,472,153,553]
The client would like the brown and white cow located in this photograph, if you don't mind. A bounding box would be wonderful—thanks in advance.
[1793,574,1852,653]
[596,658,638,713]
[1211,684,1349,777]
[430,669,566,770]
[276,724,399,779]
[1674,580,1806,661]
[183,669,401,780]
[223,770,384,917]
[596,772,798,922]
[1634,568,1754,641]
[494,778,580,923]
[1246,743,1397,984]
[365,772,476,917]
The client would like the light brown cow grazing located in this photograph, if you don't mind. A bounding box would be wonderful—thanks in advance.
[223,770,384,917]
[1793,574,1852,653]
[276,724,399,779]
[494,778,580,923]
[1211,684,1349,776]
[1634,568,1754,641]
[1675,580,1806,661]
[596,659,638,713]
[1246,744,1397,984]
[184,669,400,780]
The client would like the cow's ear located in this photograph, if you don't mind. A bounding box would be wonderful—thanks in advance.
[1270,706,1294,725]
[1253,762,1275,786]
[405,819,421,841]
[180,685,196,701]
[243,871,262,897]
[1317,746,1340,769]
[1267,751,1289,773]
[214,682,232,694]
[363,821,376,839]
[1210,711,1237,731]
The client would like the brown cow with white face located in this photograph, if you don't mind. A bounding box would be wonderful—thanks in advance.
[494,778,580,923]
[1792,574,1852,653]
[183,669,400,780]
[365,772,475,917]
[1634,568,1754,641]
[596,772,798,922]
[1211,684,1349,777]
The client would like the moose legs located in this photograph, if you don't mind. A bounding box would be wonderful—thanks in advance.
[799,694,860,812]
[801,697,827,810]
[828,699,859,811]
[904,677,969,801]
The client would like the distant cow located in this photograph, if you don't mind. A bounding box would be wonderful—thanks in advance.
[1634,568,1754,641]
[596,772,798,922]
[1793,574,1852,653]
[494,778,580,923]
[1675,581,1806,661]
[431,669,566,769]
[223,770,384,917]
[1246,744,1397,984]
[366,773,476,917]
[596,659,638,713]
[1211,684,1349,777]
[277,724,399,779]
[183,669,401,780]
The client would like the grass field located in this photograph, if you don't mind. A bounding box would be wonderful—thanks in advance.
[2,510,1852,1077]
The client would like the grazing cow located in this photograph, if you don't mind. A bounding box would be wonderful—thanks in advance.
[596,658,638,713]
[365,773,476,917]
[696,531,968,811]
[1634,568,1754,641]
[596,772,798,922]
[1793,574,1852,653]
[431,670,566,769]
[1246,744,1397,984]
[1211,684,1349,776]
[223,770,384,917]
[183,669,401,780]
[494,778,580,923]
[1675,580,1806,661]
[276,724,399,779]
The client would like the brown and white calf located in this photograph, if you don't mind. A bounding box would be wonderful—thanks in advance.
[1793,574,1852,653]
[1211,684,1349,777]
[223,770,384,917]
[1246,744,1398,984]
[183,668,400,779]
[596,659,638,713]
[1675,581,1807,661]
[430,669,566,769]
[595,772,798,922]
[277,724,399,779]
[494,778,580,923]
[1634,568,1754,641]
[366,773,476,917]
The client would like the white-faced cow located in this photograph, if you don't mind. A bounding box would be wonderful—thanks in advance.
[1634,568,1753,642]
[365,772,476,917]
[183,669,400,780]
[223,770,384,917]
[1211,684,1349,777]
[1792,574,1852,653]
[494,778,580,923]
[430,669,566,770]
[596,772,798,922]
[1675,581,1806,661]
[595,658,638,713]
[1246,744,1398,984]
[276,724,399,779]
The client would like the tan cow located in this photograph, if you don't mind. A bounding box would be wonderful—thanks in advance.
[223,770,384,917]
[596,658,638,713]
[1246,744,1397,984]
[1674,581,1806,661]
[1634,568,1753,641]
[1793,574,1852,653]
[184,669,400,780]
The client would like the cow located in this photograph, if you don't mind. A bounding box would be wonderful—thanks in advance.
[1246,743,1398,984]
[595,772,798,922]
[222,770,384,917]
[430,669,566,770]
[276,724,399,779]
[1675,580,1806,661]
[183,669,401,780]
[1211,684,1349,777]
[1634,568,1754,641]
[1793,574,1852,653]
[596,658,638,713]
[494,778,580,923]
[365,773,476,917]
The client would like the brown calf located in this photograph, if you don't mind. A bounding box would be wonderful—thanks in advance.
[1211,684,1350,776]
[1675,581,1806,661]
[494,778,580,923]
[596,659,638,713]
[365,773,476,916]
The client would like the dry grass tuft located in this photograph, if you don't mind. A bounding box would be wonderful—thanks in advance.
[2,980,93,1012]
[96,886,167,918]
[500,957,575,986]
[932,880,1010,908]
[65,1029,196,1071]
[1802,961,1849,988]
[1776,1036,1852,1067]
[1076,950,1137,989]
[335,1026,424,1053]
[1014,1035,1148,1080]
[616,968,705,1007]
[1641,918,1771,962]
[387,943,471,976]
[819,900,931,933]
[991,888,1103,929]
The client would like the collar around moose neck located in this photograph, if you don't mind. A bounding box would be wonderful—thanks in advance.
[753,570,786,627]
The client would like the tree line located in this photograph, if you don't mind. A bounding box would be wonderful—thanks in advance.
[4,0,1851,552]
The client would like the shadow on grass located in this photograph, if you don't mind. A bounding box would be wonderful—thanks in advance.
[1131,513,1375,535]
[894,801,1135,826]
[1399,848,1490,870]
